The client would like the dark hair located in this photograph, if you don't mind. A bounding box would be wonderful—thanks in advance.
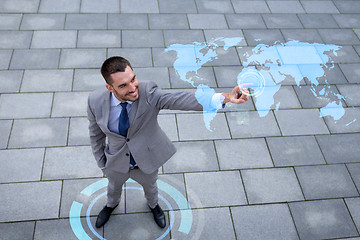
[101,56,133,84]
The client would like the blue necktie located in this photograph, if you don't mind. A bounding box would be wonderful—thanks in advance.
[118,102,136,166]
[118,102,129,136]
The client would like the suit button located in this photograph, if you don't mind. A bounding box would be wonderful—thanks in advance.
[126,153,130,156]
[126,138,130,142]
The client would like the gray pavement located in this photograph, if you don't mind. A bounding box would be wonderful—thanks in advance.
[0,0,360,239]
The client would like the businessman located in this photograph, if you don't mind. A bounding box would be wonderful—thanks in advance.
[87,56,249,229]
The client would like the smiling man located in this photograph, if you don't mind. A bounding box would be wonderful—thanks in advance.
[87,56,249,229]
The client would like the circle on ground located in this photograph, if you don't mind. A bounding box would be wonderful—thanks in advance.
[237,68,265,97]
[69,179,193,240]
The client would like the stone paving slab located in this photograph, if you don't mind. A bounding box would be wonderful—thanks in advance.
[188,14,228,29]
[169,66,217,88]
[77,30,121,48]
[289,199,358,239]
[34,218,80,240]
[231,203,299,240]
[65,14,107,30]
[51,91,89,117]
[20,14,66,30]
[149,14,189,30]
[215,138,274,169]
[227,110,281,138]
[0,70,23,92]
[313,64,348,85]
[339,63,360,83]
[196,0,234,14]
[0,14,22,30]
[0,181,62,222]
[172,207,236,239]
[316,133,360,164]
[0,148,44,183]
[226,14,266,29]
[177,113,231,140]
[0,50,12,69]
[73,69,105,91]
[9,118,69,148]
[241,168,304,204]
[0,31,32,49]
[0,120,12,149]
[43,146,102,180]
[59,49,106,68]
[323,107,360,134]
[282,29,324,44]
[266,135,326,166]
[295,164,359,200]
[232,0,270,14]
[267,1,305,13]
[244,29,285,46]
[298,14,339,28]
[275,109,330,135]
[31,30,77,49]
[293,85,344,109]
[10,49,60,69]
[163,141,219,173]
[347,164,360,192]
[263,14,303,28]
[185,171,247,208]
[345,197,360,233]
[21,69,73,92]
[0,221,35,240]
[301,1,339,13]
[0,93,53,119]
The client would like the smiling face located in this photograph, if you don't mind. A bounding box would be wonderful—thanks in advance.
[105,66,139,102]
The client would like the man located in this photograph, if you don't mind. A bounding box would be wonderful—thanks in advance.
[87,56,249,229]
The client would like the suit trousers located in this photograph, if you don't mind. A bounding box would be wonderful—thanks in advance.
[104,167,158,209]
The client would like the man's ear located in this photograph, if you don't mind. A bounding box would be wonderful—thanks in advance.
[106,84,113,92]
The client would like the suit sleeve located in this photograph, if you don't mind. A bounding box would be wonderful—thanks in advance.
[144,81,216,112]
[87,97,107,169]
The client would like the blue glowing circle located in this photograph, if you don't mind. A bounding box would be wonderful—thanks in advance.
[237,68,266,97]
[69,179,192,240]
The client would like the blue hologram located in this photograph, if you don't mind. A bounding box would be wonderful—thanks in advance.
[166,38,357,127]
[166,37,244,130]
[319,101,346,121]
[70,178,193,239]
[86,192,107,240]
[69,201,93,240]
[81,178,109,197]
[157,180,193,234]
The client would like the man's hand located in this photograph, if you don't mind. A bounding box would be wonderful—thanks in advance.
[222,85,251,104]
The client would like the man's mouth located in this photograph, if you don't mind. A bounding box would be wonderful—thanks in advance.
[128,90,138,97]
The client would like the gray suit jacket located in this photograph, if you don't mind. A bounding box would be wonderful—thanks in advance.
[87,81,210,174]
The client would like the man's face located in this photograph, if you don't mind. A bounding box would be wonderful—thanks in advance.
[106,66,139,102]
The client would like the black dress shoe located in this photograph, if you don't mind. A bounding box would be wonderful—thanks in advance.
[149,204,166,228]
[95,204,118,228]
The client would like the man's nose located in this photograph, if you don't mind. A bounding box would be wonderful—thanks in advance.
[129,83,136,92]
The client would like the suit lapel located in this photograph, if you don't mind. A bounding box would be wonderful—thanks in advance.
[129,99,139,124]
[101,91,120,136]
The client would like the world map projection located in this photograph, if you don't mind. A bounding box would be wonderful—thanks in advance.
[165,37,357,130]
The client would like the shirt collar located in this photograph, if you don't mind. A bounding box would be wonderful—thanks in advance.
[110,93,134,107]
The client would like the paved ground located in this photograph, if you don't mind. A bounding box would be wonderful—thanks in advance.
[0,0,360,239]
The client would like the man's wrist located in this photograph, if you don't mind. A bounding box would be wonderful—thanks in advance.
[221,93,230,104]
